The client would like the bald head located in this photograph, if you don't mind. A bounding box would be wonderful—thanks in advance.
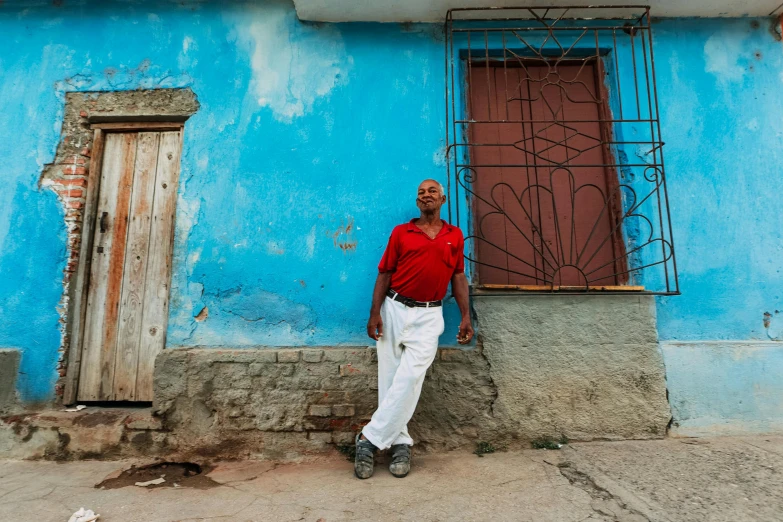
[416,179,447,216]
[419,179,445,196]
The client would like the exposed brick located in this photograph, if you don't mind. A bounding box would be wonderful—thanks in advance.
[57,188,84,198]
[66,200,84,209]
[58,178,88,188]
[277,350,300,363]
[308,405,332,417]
[332,404,355,417]
[62,156,87,165]
[302,349,324,363]
[62,166,86,175]
[81,147,91,157]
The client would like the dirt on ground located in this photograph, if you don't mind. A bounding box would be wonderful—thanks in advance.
[1,435,782,521]
[96,462,219,490]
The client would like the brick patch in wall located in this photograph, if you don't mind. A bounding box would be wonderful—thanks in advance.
[40,89,199,403]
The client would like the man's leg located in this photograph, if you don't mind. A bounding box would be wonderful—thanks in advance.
[375,298,406,416]
[361,306,443,451]
[355,297,405,479]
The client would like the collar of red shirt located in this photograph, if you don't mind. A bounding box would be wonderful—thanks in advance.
[406,218,454,238]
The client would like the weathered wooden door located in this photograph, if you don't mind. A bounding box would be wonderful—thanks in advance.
[77,130,181,401]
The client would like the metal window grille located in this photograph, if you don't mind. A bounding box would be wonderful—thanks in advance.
[445,5,679,295]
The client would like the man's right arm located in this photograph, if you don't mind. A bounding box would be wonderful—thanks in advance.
[367,272,392,340]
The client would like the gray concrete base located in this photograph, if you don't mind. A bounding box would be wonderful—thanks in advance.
[475,295,671,441]
[0,349,20,414]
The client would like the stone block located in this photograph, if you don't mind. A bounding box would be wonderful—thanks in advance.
[248,363,266,376]
[339,363,364,377]
[0,349,20,414]
[440,348,471,362]
[256,351,279,363]
[277,350,301,363]
[323,350,346,362]
[307,431,333,443]
[222,389,251,405]
[124,412,163,431]
[302,350,324,363]
[308,405,332,417]
[332,404,355,417]
[332,432,356,445]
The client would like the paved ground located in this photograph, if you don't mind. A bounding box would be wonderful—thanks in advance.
[1,436,782,521]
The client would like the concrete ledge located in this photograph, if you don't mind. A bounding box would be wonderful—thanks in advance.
[0,407,165,460]
[475,295,671,441]
[662,341,783,437]
[0,349,20,414]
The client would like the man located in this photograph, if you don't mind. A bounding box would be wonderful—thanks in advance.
[355,179,474,479]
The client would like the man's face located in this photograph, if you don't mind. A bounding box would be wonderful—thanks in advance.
[416,180,446,213]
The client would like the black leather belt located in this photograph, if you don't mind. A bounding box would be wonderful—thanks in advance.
[387,289,442,308]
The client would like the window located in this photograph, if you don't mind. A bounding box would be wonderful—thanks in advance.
[445,7,679,294]
[467,60,625,287]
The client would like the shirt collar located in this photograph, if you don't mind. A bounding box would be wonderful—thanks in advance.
[407,218,454,235]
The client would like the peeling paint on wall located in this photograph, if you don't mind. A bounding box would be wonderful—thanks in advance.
[704,31,750,83]
[231,1,353,122]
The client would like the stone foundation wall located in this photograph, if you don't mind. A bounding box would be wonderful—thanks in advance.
[149,296,670,459]
[153,346,497,459]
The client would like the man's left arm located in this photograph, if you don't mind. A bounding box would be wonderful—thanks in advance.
[451,272,474,345]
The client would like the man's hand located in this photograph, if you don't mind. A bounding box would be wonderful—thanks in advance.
[457,317,474,345]
[367,313,384,341]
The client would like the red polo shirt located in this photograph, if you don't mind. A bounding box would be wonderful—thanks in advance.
[378,219,465,302]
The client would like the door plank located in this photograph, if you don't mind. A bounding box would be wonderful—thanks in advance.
[136,131,182,400]
[112,132,161,401]
[77,133,137,401]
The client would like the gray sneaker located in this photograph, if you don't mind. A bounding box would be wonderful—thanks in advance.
[354,434,377,479]
[389,444,411,478]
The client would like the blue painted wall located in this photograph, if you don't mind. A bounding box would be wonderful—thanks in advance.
[653,18,783,342]
[0,1,780,413]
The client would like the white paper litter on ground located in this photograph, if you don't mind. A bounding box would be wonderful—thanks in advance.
[135,477,165,487]
[63,405,87,412]
[68,507,100,522]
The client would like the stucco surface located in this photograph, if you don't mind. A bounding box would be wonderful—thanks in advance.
[476,295,671,441]
[662,341,783,436]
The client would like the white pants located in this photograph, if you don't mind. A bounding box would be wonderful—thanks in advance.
[361,296,444,450]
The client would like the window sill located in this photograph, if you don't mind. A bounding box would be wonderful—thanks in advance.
[472,284,646,294]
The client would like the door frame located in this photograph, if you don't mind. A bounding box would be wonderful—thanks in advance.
[62,120,185,405]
